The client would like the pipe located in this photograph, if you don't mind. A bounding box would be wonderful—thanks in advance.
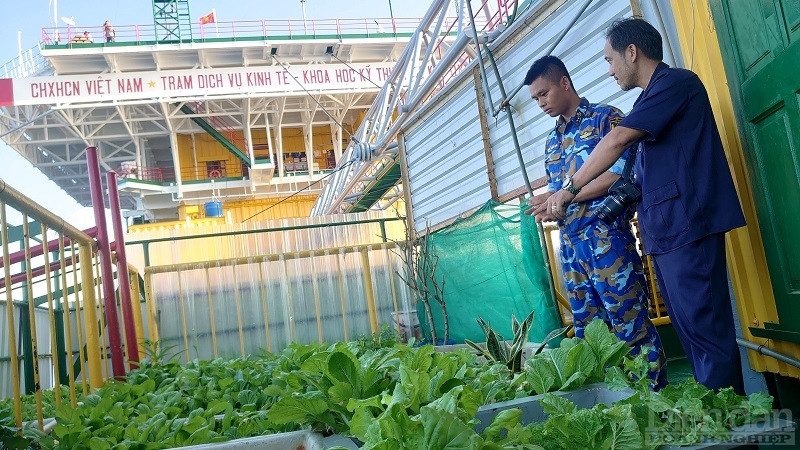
[78,245,103,389]
[21,219,44,429]
[737,338,800,370]
[0,109,57,139]
[127,264,146,361]
[1,202,23,428]
[0,256,76,289]
[0,179,94,245]
[324,31,472,213]
[485,45,533,196]
[58,236,78,407]
[0,226,96,269]
[86,147,125,378]
[497,0,595,112]
[127,216,402,246]
[466,0,497,115]
[39,225,62,407]
[106,172,139,366]
[360,248,379,334]
[145,241,400,274]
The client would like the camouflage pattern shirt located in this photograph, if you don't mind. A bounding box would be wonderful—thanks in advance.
[544,98,631,236]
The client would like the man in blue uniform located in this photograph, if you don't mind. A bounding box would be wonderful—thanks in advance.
[542,19,747,394]
[523,55,666,389]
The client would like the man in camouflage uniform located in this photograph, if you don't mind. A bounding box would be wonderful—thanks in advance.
[523,55,666,388]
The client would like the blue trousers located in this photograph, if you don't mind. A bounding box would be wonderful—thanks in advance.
[561,226,666,389]
[651,233,745,395]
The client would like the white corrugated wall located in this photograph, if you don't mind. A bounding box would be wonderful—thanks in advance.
[404,81,492,232]
[403,0,652,232]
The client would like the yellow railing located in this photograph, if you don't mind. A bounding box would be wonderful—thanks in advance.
[0,179,140,431]
[540,219,671,329]
[142,242,412,361]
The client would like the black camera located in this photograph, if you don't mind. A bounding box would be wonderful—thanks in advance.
[596,177,641,224]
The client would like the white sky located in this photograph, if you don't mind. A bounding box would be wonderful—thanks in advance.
[0,0,433,228]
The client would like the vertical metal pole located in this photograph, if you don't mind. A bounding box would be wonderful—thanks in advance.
[335,249,349,341]
[19,257,34,395]
[309,252,323,344]
[143,271,160,343]
[143,242,151,267]
[257,262,271,352]
[282,255,296,342]
[537,224,561,321]
[360,247,379,334]
[231,265,246,358]
[40,225,61,407]
[176,271,190,363]
[204,268,219,358]
[1,201,22,428]
[72,243,91,394]
[22,216,44,429]
[128,266,145,360]
[52,250,68,386]
[86,147,125,378]
[94,253,108,380]
[106,172,139,366]
[58,236,77,407]
[379,220,388,243]
[388,0,396,35]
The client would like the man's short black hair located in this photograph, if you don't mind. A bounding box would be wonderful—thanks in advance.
[605,18,663,61]
[523,55,575,91]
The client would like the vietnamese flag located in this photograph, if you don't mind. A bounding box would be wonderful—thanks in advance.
[199,11,215,25]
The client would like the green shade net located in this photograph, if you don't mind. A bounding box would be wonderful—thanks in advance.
[416,200,562,344]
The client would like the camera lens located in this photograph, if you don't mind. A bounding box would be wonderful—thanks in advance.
[597,196,626,224]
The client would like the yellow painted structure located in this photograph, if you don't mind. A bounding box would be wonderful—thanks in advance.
[175,124,356,182]
[223,195,317,222]
[175,194,316,222]
[670,0,800,377]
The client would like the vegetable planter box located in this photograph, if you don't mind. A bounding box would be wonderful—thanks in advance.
[474,383,796,449]
[474,382,633,433]
[178,429,357,449]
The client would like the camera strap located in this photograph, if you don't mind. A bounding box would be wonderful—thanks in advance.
[620,145,637,182]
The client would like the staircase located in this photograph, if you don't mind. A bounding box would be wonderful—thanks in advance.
[177,103,251,166]
[152,0,193,42]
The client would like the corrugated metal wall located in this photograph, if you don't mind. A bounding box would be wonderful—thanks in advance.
[404,81,492,232]
[490,0,638,195]
[0,304,61,398]
[150,243,411,359]
[126,210,406,268]
[402,0,641,232]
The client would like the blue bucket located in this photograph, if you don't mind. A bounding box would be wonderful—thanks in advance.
[204,201,223,218]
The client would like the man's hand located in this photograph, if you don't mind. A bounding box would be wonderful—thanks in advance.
[524,191,557,222]
[532,189,576,220]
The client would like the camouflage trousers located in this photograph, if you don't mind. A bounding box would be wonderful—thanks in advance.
[560,225,667,389]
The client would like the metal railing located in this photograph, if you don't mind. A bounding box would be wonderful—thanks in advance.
[540,219,671,328]
[128,215,410,359]
[0,179,141,430]
[0,46,50,79]
[39,16,468,46]
[312,0,516,215]
[144,242,410,360]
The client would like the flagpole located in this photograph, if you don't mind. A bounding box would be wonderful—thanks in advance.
[213,8,219,38]
[301,0,308,34]
[388,0,396,35]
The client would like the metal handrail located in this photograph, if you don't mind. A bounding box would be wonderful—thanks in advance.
[0,179,93,246]
[0,46,50,79]
[40,16,459,46]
